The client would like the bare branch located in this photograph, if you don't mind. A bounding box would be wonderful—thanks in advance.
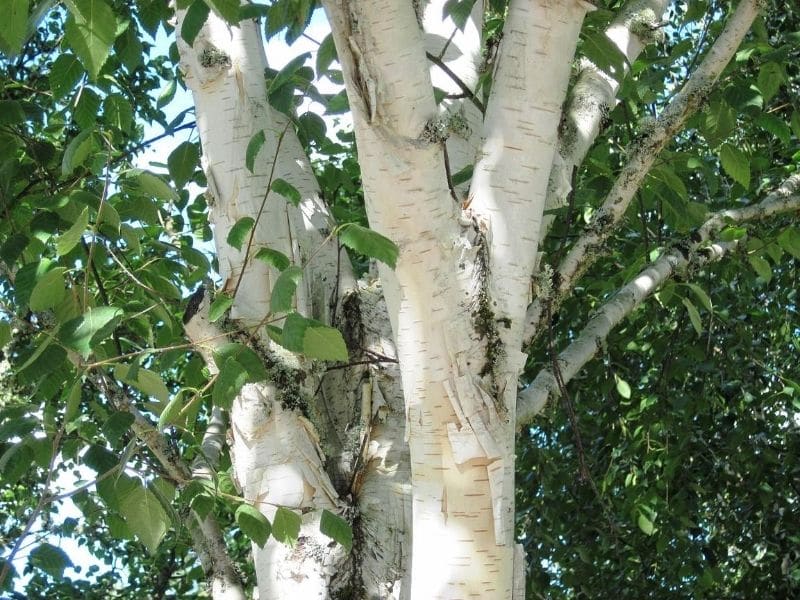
[517,173,800,426]
[524,0,763,345]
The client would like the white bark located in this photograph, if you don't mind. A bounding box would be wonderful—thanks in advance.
[524,0,763,344]
[518,173,800,424]
[349,281,412,600]
[175,11,343,326]
[470,0,591,343]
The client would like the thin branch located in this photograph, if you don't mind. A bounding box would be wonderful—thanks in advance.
[524,0,762,345]
[517,173,800,426]
[425,51,485,113]
[0,423,64,589]
[231,123,290,301]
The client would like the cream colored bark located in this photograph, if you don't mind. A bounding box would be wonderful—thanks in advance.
[544,0,669,230]
[175,9,351,599]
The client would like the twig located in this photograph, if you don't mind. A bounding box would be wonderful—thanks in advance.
[425,51,485,113]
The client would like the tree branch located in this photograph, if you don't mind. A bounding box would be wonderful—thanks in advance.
[542,0,668,231]
[517,173,800,426]
[524,0,762,345]
[92,372,246,599]
[468,0,593,353]
[425,51,485,113]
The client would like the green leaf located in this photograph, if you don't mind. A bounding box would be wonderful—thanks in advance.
[206,0,240,23]
[297,112,327,147]
[227,216,255,251]
[101,411,135,447]
[29,267,67,311]
[682,297,703,336]
[168,141,199,188]
[303,324,348,362]
[63,0,116,80]
[0,100,26,126]
[320,509,352,551]
[62,129,95,175]
[73,87,101,129]
[235,504,272,548]
[0,321,10,348]
[116,476,170,554]
[754,113,791,144]
[104,93,134,133]
[63,378,83,423]
[757,61,783,103]
[254,248,290,271]
[181,0,210,45]
[777,226,800,259]
[212,357,247,410]
[0,442,34,484]
[29,543,73,579]
[272,506,301,546]
[703,100,735,147]
[271,178,301,206]
[748,254,772,282]
[208,293,234,322]
[213,343,267,381]
[280,312,308,353]
[718,143,750,189]
[157,78,177,108]
[719,226,747,242]
[59,306,123,358]
[443,0,477,31]
[637,512,655,536]
[97,202,120,233]
[124,170,179,201]
[114,364,170,403]
[49,53,86,100]
[316,33,337,76]
[615,374,631,399]
[15,259,54,310]
[158,392,185,430]
[0,0,29,55]
[338,223,399,269]
[791,111,800,140]
[267,52,311,96]
[684,283,712,313]
[581,29,627,82]
[246,130,266,173]
[270,266,303,313]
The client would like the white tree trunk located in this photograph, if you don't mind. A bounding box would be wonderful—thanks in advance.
[323,1,590,597]
[175,7,416,598]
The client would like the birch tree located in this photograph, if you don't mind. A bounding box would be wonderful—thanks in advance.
[1,0,799,598]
